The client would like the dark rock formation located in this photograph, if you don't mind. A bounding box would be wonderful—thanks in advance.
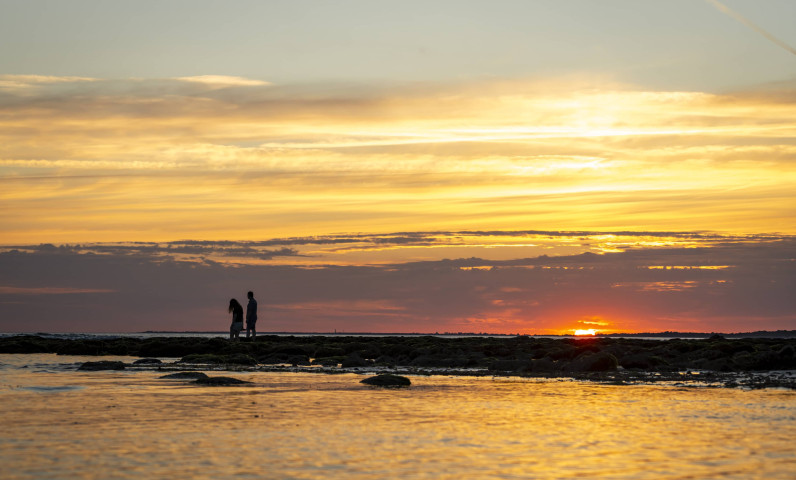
[341,352,369,368]
[226,353,258,366]
[569,352,619,372]
[3,334,795,378]
[489,358,531,372]
[524,357,558,373]
[286,355,311,366]
[133,358,162,365]
[159,371,209,379]
[194,376,252,386]
[78,361,126,371]
[360,374,411,387]
[312,356,344,367]
[180,353,227,364]
[620,352,668,369]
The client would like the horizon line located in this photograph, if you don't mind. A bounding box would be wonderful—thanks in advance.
[5,329,795,337]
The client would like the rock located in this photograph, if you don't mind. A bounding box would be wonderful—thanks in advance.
[745,347,796,370]
[360,374,411,387]
[569,353,619,372]
[179,353,226,364]
[545,344,580,360]
[489,358,530,372]
[3,335,794,381]
[778,344,796,359]
[159,371,209,379]
[312,356,344,367]
[341,352,369,368]
[620,353,667,370]
[78,361,126,371]
[0,336,58,354]
[226,353,258,366]
[525,357,557,373]
[274,344,311,356]
[194,376,252,386]
[133,358,162,364]
[257,353,291,364]
[314,346,346,357]
[286,355,311,366]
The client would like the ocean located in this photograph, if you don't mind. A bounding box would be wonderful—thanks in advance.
[1,352,794,479]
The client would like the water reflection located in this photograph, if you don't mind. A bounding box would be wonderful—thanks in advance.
[1,354,794,479]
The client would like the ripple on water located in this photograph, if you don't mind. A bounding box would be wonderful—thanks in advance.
[1,354,795,480]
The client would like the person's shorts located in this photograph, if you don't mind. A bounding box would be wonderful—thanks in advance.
[246,321,256,329]
[231,322,244,332]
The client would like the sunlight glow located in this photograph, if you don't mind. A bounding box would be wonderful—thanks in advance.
[1,77,795,243]
[574,329,598,336]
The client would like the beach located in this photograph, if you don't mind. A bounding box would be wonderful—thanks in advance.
[4,1,796,478]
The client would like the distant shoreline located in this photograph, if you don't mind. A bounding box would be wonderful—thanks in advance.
[133,329,796,339]
[3,330,796,343]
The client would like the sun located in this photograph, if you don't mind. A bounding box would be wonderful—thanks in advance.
[574,329,597,336]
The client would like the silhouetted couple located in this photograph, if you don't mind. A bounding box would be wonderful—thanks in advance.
[229,291,257,340]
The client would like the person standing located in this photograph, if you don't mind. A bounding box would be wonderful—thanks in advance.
[229,298,244,340]
[246,291,258,339]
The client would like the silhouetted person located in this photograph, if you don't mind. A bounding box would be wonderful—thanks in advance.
[246,291,258,339]
[229,298,244,340]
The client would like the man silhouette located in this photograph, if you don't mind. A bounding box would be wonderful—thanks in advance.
[246,291,258,339]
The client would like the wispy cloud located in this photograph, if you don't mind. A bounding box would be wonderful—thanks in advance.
[0,77,794,242]
[705,0,796,56]
[175,75,271,88]
[1,230,789,268]
[0,74,98,90]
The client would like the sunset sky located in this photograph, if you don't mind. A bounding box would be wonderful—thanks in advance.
[1,0,794,334]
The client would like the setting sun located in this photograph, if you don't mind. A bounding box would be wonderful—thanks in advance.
[574,329,598,336]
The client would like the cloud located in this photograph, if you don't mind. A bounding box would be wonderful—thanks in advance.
[0,76,794,242]
[0,74,97,90]
[1,242,302,263]
[1,77,793,171]
[175,75,271,88]
[0,232,793,334]
[5,230,780,265]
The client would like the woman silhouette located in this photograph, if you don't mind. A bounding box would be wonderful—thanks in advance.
[229,298,244,340]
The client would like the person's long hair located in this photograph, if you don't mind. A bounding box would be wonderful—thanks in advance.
[229,298,241,313]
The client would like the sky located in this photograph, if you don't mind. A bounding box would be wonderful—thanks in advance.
[1,0,794,334]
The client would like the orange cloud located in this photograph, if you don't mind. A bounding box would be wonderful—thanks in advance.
[0,77,794,243]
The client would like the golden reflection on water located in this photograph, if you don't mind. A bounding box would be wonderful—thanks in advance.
[1,354,795,479]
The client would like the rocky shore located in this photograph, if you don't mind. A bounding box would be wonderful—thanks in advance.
[2,334,795,389]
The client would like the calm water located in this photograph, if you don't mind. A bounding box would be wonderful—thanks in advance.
[1,354,794,480]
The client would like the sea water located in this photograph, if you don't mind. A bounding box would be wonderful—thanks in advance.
[1,354,794,480]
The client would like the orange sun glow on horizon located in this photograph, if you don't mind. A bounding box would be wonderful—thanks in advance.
[574,329,598,336]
